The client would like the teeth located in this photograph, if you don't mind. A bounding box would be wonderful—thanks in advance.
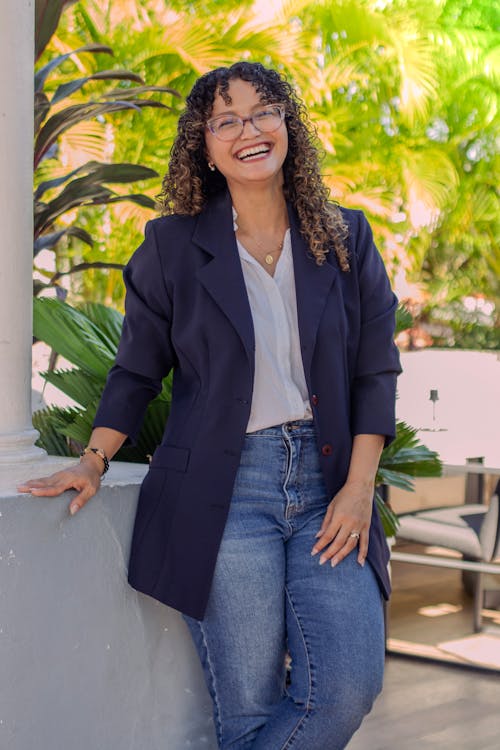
[237,145,270,160]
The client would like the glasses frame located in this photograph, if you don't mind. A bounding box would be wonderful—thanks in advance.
[206,103,286,142]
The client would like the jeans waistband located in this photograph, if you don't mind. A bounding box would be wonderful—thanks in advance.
[246,419,315,437]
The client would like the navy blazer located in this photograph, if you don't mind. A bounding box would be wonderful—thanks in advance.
[94,190,402,620]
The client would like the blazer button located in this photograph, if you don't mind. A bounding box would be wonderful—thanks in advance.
[321,443,333,456]
[312,394,319,406]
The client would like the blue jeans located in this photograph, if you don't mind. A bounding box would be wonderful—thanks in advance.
[183,421,384,750]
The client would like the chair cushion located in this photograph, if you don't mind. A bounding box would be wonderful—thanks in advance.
[397,504,487,559]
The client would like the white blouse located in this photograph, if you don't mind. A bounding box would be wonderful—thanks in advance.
[236,228,312,433]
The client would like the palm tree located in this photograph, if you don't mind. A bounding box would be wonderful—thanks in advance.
[40,0,498,319]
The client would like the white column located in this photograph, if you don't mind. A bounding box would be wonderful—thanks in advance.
[0,0,45,463]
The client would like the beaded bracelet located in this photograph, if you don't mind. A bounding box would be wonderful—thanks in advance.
[80,446,110,476]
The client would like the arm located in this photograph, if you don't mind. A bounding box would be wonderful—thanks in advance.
[18,221,175,513]
[350,211,401,444]
[17,426,128,514]
[312,211,400,566]
[311,434,384,566]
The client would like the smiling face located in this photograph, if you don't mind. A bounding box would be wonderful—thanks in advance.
[205,78,288,193]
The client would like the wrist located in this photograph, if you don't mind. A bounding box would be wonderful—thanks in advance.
[79,446,109,477]
[344,475,376,494]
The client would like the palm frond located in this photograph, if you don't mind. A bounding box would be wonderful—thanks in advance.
[32,404,82,456]
[33,297,117,377]
[41,368,103,407]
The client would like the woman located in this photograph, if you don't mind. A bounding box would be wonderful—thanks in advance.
[19,62,401,749]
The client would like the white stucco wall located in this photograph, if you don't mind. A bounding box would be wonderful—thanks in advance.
[1,463,217,750]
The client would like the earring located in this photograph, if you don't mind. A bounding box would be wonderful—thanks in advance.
[208,161,216,172]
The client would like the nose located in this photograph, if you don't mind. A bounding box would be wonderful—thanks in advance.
[240,116,260,139]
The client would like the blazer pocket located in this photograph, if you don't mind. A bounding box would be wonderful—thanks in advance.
[150,444,190,472]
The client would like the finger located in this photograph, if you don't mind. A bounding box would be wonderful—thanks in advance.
[68,485,98,516]
[320,530,362,566]
[318,529,352,564]
[17,476,56,490]
[18,481,71,497]
[357,531,369,566]
[316,504,334,538]
[311,517,342,556]
[330,538,360,567]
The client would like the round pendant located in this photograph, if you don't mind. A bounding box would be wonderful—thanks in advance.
[265,254,273,265]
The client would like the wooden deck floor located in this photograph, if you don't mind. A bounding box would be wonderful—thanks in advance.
[347,656,500,749]
[387,543,500,670]
[345,545,500,749]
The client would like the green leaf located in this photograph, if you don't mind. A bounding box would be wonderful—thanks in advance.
[35,91,51,133]
[395,304,413,335]
[35,0,79,62]
[104,194,156,209]
[66,226,94,246]
[34,229,67,254]
[32,404,82,456]
[51,70,145,105]
[34,164,85,201]
[34,226,94,254]
[77,302,124,350]
[59,401,96,446]
[376,468,418,493]
[102,85,181,100]
[376,420,442,497]
[35,181,115,235]
[35,43,113,89]
[40,368,103,408]
[33,297,116,377]
[375,490,400,537]
[72,161,158,183]
[34,100,167,168]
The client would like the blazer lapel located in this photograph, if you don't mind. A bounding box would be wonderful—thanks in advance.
[193,192,338,379]
[287,204,339,379]
[194,191,255,365]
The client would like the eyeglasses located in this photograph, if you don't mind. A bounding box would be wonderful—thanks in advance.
[206,103,286,142]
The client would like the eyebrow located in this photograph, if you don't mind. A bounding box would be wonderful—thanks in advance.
[209,102,270,118]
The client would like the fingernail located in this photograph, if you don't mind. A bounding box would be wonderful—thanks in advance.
[359,559,365,567]
[311,548,318,556]
[315,530,323,539]
[331,559,338,568]
[319,556,326,565]
[69,504,78,515]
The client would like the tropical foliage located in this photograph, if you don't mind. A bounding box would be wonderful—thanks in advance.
[32,296,171,462]
[34,0,180,299]
[36,0,498,337]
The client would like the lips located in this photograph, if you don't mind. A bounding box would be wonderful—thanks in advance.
[234,143,272,161]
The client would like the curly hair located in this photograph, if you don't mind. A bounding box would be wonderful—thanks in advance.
[158,62,349,270]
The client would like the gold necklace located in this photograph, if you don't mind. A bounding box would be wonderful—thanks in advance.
[232,207,287,267]
[264,238,284,265]
[237,227,285,265]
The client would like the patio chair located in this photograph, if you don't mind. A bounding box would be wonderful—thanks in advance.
[392,480,500,632]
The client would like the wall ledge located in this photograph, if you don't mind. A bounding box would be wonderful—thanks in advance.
[0,460,216,749]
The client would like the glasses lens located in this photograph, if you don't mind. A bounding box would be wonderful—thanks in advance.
[208,105,284,141]
[252,106,284,132]
[210,115,243,141]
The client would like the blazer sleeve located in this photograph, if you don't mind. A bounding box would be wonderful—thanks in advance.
[350,211,402,446]
[93,220,175,443]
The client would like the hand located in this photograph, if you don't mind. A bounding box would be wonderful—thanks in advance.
[17,460,102,516]
[311,480,373,567]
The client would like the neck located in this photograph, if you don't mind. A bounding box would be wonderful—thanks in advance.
[230,183,288,233]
